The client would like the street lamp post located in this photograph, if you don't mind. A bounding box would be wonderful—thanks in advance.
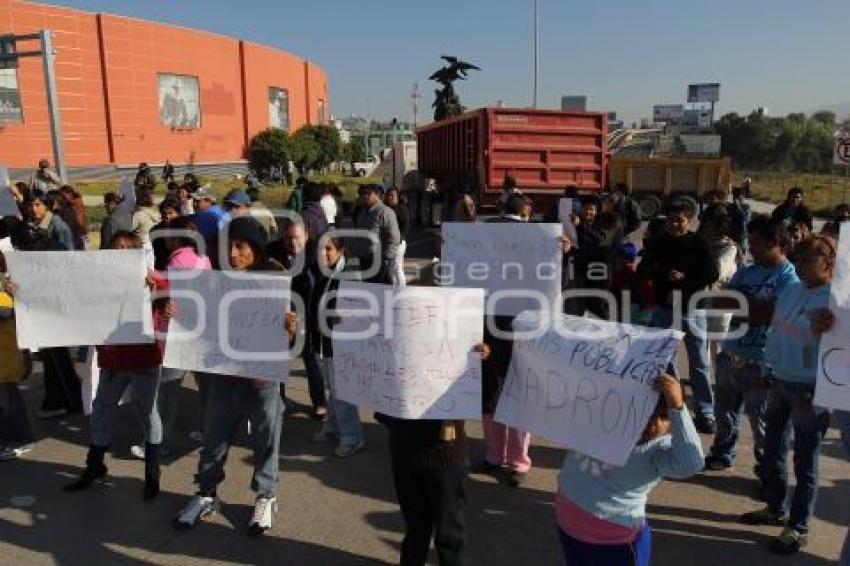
[533,0,539,109]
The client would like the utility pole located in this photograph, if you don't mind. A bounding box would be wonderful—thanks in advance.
[533,0,539,108]
[411,82,420,129]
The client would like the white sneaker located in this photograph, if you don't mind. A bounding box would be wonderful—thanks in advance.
[333,440,365,458]
[174,495,219,529]
[0,444,33,461]
[248,495,278,536]
[130,444,146,460]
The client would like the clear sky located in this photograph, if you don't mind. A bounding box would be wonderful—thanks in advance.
[45,0,850,125]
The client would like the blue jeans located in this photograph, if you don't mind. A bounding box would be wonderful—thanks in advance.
[763,379,830,533]
[156,367,189,450]
[304,347,327,410]
[0,383,33,445]
[197,376,284,496]
[558,524,652,566]
[317,357,363,447]
[709,352,768,476]
[90,367,161,447]
[651,307,713,418]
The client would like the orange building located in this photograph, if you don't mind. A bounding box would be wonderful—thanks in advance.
[0,0,329,169]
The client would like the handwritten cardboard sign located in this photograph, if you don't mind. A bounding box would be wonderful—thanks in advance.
[815,222,850,410]
[163,270,292,382]
[441,222,563,316]
[5,250,153,349]
[495,312,683,466]
[332,281,485,419]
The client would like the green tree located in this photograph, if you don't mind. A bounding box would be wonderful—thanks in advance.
[342,139,367,164]
[289,127,322,174]
[310,125,343,170]
[246,128,290,176]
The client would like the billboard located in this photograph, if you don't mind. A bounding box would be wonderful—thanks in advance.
[0,68,22,123]
[687,83,720,103]
[683,108,712,129]
[653,104,684,123]
[268,87,289,130]
[561,95,587,112]
[678,134,721,156]
[158,73,201,128]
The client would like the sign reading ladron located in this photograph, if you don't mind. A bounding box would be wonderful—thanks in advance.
[163,270,292,382]
[5,250,153,349]
[815,222,850,410]
[495,313,683,466]
[441,222,563,316]
[332,282,485,420]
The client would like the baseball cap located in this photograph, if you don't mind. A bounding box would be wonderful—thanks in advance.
[191,185,216,201]
[223,189,251,207]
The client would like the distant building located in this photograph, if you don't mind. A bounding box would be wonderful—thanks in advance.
[345,118,414,157]
[0,0,329,169]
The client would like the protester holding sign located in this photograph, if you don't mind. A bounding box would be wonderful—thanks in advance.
[475,195,536,487]
[174,217,295,536]
[741,235,836,555]
[9,219,83,418]
[377,342,491,566]
[62,231,166,501]
[555,374,703,566]
[309,234,365,457]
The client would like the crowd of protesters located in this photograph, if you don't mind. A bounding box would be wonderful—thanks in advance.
[0,160,848,565]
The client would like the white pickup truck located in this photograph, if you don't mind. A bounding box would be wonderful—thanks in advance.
[347,155,381,177]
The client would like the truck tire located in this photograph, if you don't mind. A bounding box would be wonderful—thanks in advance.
[356,169,366,177]
[637,194,662,220]
[673,195,699,219]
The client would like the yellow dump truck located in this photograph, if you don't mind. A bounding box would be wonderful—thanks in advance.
[608,155,732,219]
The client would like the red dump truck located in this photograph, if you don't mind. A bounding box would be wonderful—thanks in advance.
[413,107,609,222]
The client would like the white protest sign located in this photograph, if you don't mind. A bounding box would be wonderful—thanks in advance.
[815,222,850,409]
[332,281,484,419]
[0,165,20,217]
[5,250,153,349]
[558,198,579,249]
[495,312,683,466]
[163,270,292,382]
[441,222,563,316]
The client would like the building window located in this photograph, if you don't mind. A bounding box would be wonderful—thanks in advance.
[268,87,289,131]
[0,68,23,123]
[157,73,201,129]
[317,99,326,125]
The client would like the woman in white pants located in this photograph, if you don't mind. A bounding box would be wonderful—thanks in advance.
[384,188,409,288]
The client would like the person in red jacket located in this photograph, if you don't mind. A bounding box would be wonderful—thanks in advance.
[63,231,167,502]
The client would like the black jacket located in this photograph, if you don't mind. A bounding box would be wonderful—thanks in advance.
[771,202,813,231]
[637,231,719,310]
[307,257,359,358]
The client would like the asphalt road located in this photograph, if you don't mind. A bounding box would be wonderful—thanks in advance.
[0,358,847,566]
